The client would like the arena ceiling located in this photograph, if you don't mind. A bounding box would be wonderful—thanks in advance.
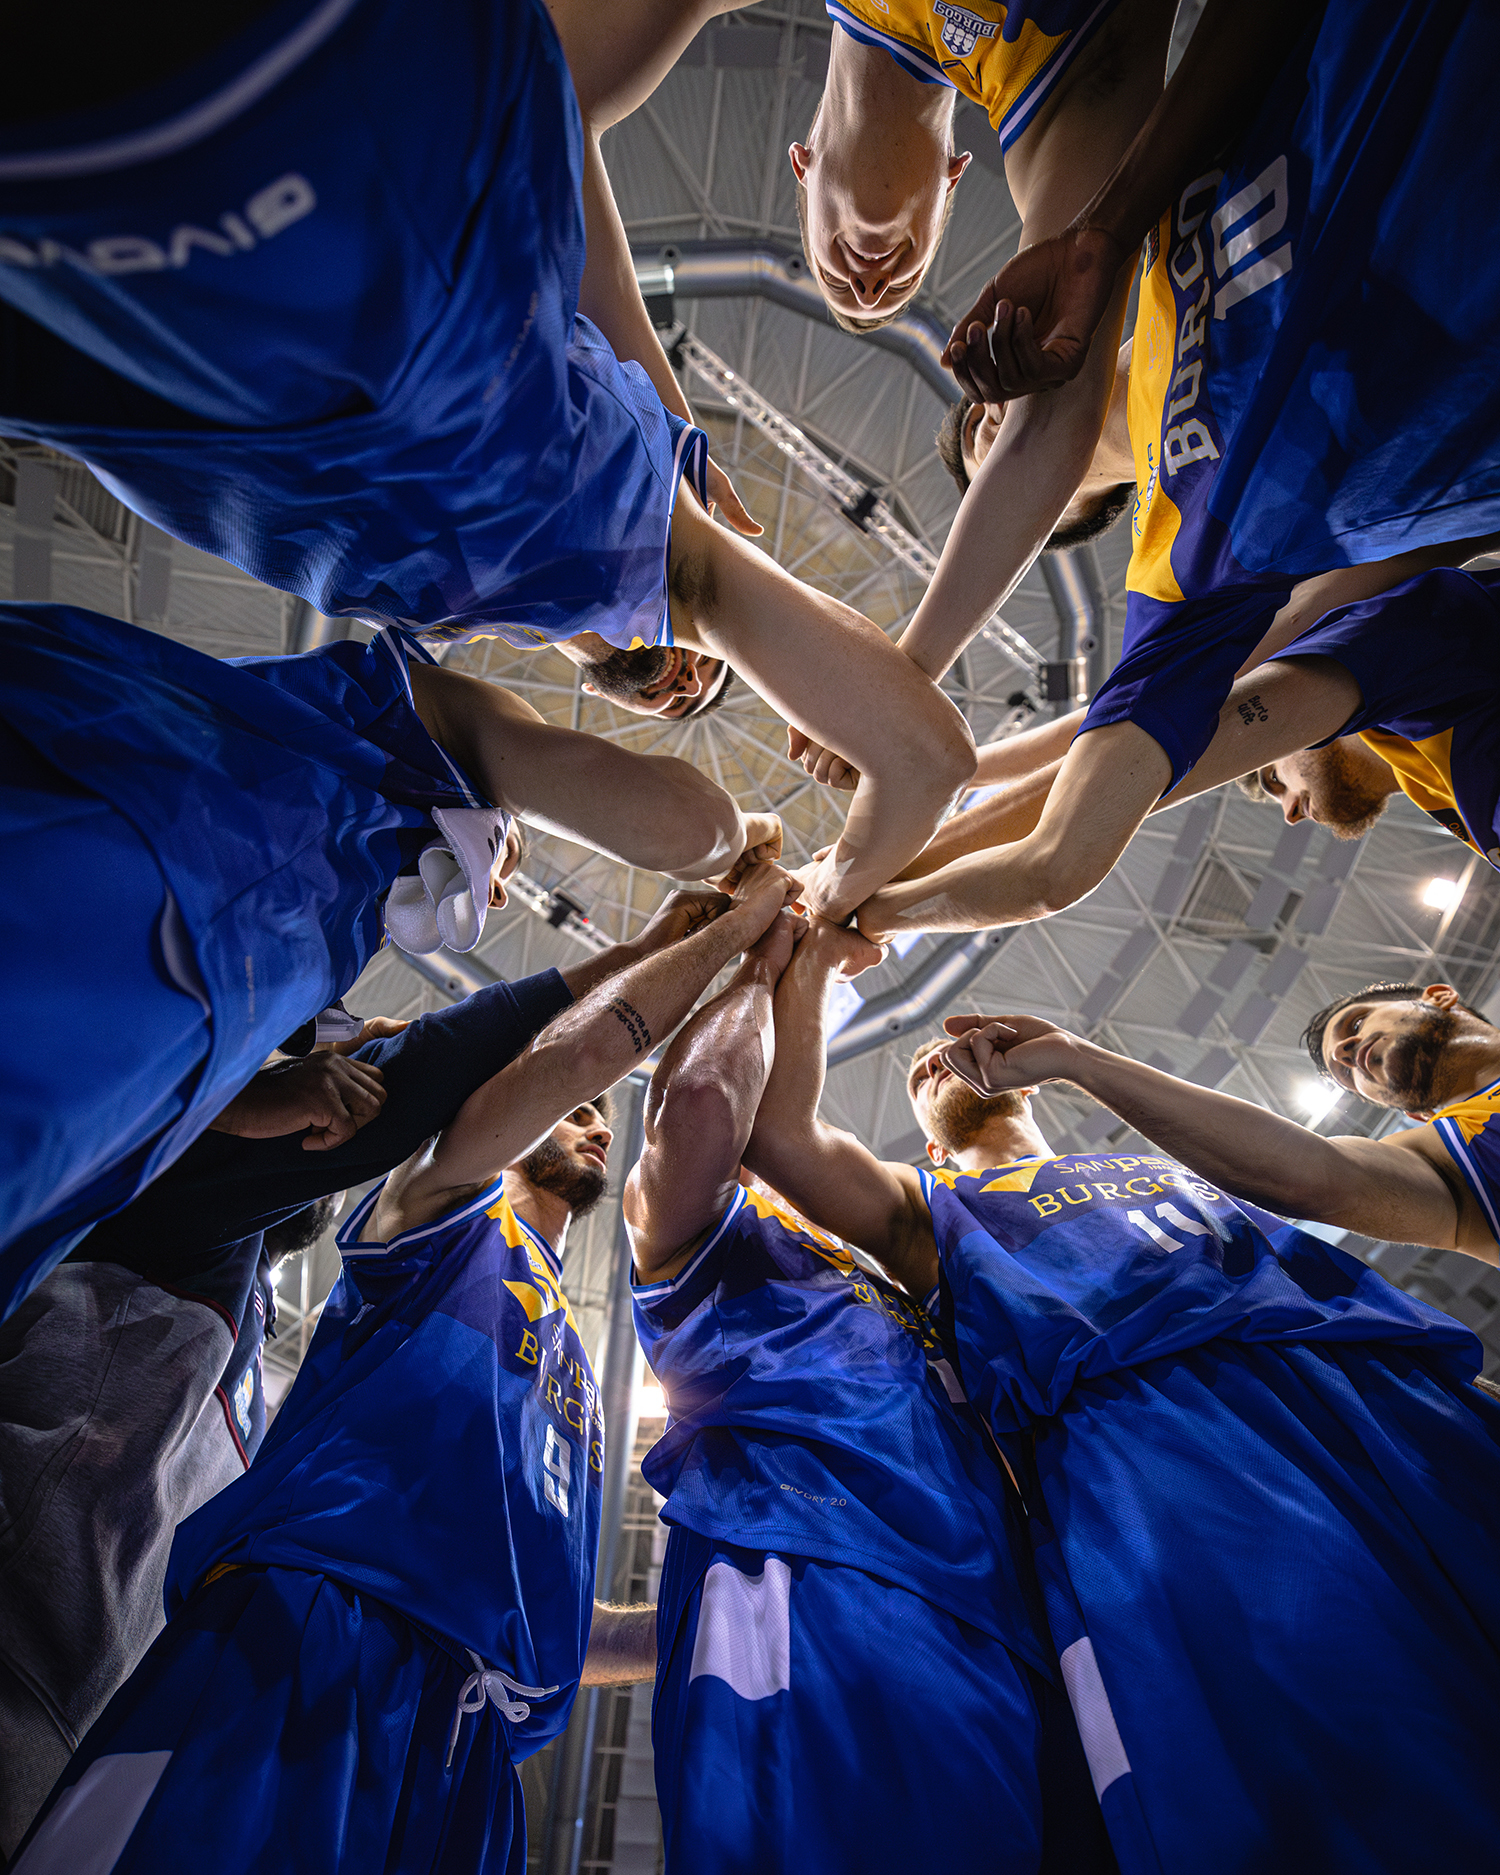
[5,0,1500,1379]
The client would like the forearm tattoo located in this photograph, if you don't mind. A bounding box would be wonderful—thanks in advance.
[1236,693,1270,725]
[606,997,652,1055]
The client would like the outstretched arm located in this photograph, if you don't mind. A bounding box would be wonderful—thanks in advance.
[948,0,1306,403]
[408,661,759,881]
[744,920,935,1293]
[376,863,797,1234]
[937,1014,1494,1261]
[1153,656,1361,808]
[891,755,1066,883]
[908,0,1167,676]
[557,887,729,1001]
[902,310,1131,681]
[856,718,1168,940]
[626,909,801,1282]
[551,0,761,534]
[667,492,975,922]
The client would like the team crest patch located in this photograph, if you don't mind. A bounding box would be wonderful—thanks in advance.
[932,2,997,57]
[233,1368,255,1438]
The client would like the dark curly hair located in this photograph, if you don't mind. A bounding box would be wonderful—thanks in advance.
[1300,981,1486,1081]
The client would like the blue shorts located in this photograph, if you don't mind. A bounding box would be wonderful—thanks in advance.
[0,717,209,1318]
[1080,585,1293,789]
[652,1528,1114,1875]
[10,1566,525,1875]
[0,0,705,648]
[0,608,475,1319]
[1028,1341,1500,1873]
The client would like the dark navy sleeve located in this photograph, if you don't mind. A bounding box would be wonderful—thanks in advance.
[1278,569,1500,745]
[76,969,575,1267]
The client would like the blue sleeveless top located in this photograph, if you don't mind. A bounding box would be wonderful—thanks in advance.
[0,0,707,650]
[0,606,485,1183]
[1081,0,1500,787]
[168,1178,603,1755]
[633,1184,1049,1671]
[920,1153,1480,1433]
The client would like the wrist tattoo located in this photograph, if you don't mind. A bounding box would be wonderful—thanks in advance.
[606,997,652,1055]
[1236,693,1269,726]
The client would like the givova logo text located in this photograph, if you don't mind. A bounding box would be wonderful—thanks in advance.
[0,172,316,275]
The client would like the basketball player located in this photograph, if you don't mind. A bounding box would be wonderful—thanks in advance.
[935,972,1500,1271]
[0,0,974,924]
[0,602,775,1326]
[854,560,1500,939]
[626,911,1108,1874]
[788,0,1169,714]
[7,861,798,1875]
[794,0,1500,829]
[744,916,1500,1872]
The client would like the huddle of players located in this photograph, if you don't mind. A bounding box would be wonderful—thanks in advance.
[5,0,1500,1868]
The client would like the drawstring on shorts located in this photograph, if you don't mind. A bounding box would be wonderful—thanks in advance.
[445,1652,559,1768]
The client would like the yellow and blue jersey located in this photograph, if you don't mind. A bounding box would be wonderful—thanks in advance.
[1281,566,1500,873]
[632,1183,1049,1672]
[1083,0,1500,791]
[167,1179,603,1758]
[824,0,1121,149]
[1432,1078,1500,1246]
[920,1148,1478,1430]
[922,1149,1500,1872]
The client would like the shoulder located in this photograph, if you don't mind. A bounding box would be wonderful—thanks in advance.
[348,1173,502,1259]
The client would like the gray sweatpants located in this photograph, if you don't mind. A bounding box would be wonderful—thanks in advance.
[0,1263,246,1855]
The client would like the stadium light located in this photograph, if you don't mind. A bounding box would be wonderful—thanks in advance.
[1298,1080,1341,1128]
[1423,876,1464,911]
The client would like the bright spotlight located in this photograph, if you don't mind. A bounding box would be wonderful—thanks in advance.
[637,1383,668,1420]
[1423,877,1463,911]
[1298,1080,1341,1128]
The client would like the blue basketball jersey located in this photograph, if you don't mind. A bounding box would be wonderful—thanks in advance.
[0,0,707,651]
[1429,1078,1500,1248]
[1278,566,1500,871]
[919,1151,1480,1428]
[166,1177,602,1757]
[918,1153,1500,1874]
[1083,0,1500,789]
[633,1184,1048,1671]
[825,0,1123,150]
[0,608,486,1148]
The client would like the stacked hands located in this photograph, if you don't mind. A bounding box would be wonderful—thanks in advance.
[210,826,887,1156]
[935,1012,1078,1097]
[660,823,890,985]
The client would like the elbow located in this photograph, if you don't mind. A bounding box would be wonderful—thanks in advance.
[932,708,978,801]
[654,805,742,881]
[872,698,976,806]
[656,1071,751,1161]
[635,772,742,879]
[1023,838,1103,920]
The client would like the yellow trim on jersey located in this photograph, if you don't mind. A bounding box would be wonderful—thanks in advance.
[486,1193,583,1335]
[830,0,1066,136]
[1359,726,1481,854]
[1125,209,1186,604]
[927,1156,1050,1194]
[1434,1080,1500,1146]
[741,1185,856,1274]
